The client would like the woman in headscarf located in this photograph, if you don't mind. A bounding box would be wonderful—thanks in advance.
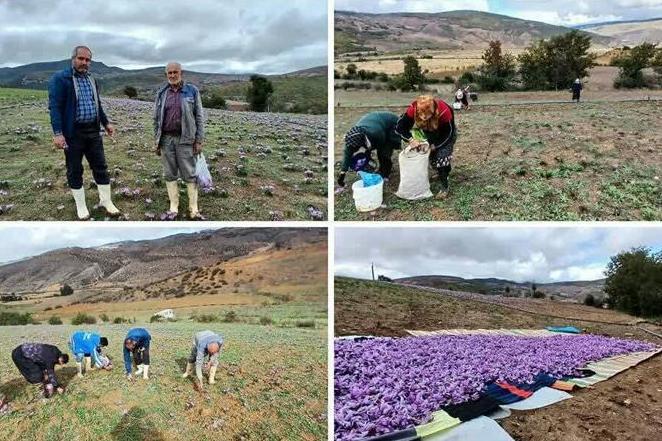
[572,78,582,103]
[396,95,457,198]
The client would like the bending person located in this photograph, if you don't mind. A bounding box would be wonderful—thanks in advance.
[69,330,111,377]
[182,330,223,389]
[12,343,69,398]
[123,328,152,380]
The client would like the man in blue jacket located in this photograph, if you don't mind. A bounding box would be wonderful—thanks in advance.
[153,62,205,220]
[123,328,151,380]
[69,331,111,377]
[48,45,121,220]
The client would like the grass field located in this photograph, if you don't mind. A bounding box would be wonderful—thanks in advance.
[0,279,327,441]
[0,88,327,221]
[334,92,661,221]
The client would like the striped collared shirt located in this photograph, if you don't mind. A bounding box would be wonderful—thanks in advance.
[74,72,97,123]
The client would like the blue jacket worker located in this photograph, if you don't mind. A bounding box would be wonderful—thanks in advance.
[48,45,121,220]
[69,331,111,376]
[123,328,151,379]
[153,62,205,220]
[182,330,223,387]
[12,343,69,398]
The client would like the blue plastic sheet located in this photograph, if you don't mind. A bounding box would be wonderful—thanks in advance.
[546,326,582,334]
[358,171,383,187]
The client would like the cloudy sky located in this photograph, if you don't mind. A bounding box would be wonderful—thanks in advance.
[335,0,662,26]
[0,0,328,73]
[0,225,209,264]
[335,227,662,283]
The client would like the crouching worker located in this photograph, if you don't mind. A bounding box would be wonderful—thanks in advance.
[11,343,69,398]
[337,111,402,188]
[69,331,111,377]
[123,328,151,380]
[182,330,223,389]
[396,95,457,199]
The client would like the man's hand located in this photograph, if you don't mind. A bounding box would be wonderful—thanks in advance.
[53,135,66,149]
[337,172,346,187]
[155,144,161,156]
[56,387,65,395]
[105,124,115,137]
[193,141,202,155]
[194,380,204,392]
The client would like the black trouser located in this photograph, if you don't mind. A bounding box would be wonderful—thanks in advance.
[377,147,394,178]
[134,346,150,365]
[12,347,44,384]
[572,91,581,101]
[64,123,110,189]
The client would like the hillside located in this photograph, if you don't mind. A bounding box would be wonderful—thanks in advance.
[395,274,605,300]
[334,10,615,54]
[579,18,662,45]
[0,228,326,296]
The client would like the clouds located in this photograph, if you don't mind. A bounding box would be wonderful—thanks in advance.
[0,0,328,73]
[335,0,661,25]
[334,227,662,283]
[0,225,207,264]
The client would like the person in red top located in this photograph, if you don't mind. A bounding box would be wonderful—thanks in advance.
[396,95,457,198]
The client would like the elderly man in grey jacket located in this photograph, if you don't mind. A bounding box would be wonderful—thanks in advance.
[182,330,223,389]
[154,62,205,219]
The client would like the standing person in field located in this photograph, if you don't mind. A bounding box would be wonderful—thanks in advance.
[572,78,583,103]
[337,111,402,188]
[454,85,471,110]
[153,62,205,220]
[69,331,112,377]
[11,343,69,398]
[123,328,151,380]
[48,45,121,220]
[182,330,223,389]
[396,95,457,199]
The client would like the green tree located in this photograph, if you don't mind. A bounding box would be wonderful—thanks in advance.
[123,86,138,99]
[604,247,662,317]
[346,63,358,78]
[584,294,596,306]
[614,43,657,88]
[476,40,517,91]
[402,56,425,90]
[60,284,74,296]
[519,30,596,90]
[246,75,274,112]
[201,89,227,109]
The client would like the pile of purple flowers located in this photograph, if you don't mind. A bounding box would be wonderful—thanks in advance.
[335,334,656,440]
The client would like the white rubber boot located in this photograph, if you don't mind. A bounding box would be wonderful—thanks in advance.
[142,365,149,379]
[182,362,193,378]
[135,364,143,376]
[97,184,121,216]
[208,365,217,385]
[76,361,83,378]
[84,356,93,372]
[166,181,179,214]
[186,182,200,219]
[71,188,90,220]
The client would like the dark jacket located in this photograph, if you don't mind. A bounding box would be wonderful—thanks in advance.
[17,343,64,387]
[341,111,401,172]
[396,98,456,149]
[572,82,582,94]
[123,328,151,374]
[48,67,109,140]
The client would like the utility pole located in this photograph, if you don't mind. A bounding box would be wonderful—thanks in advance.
[371,262,375,281]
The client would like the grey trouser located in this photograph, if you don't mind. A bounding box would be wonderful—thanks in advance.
[160,134,197,182]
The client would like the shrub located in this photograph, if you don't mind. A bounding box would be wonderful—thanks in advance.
[259,316,273,325]
[295,319,315,328]
[60,284,74,296]
[0,312,35,326]
[100,313,110,323]
[71,313,96,325]
[48,316,63,325]
[123,86,138,99]
[605,247,662,317]
[192,313,218,323]
[113,316,129,324]
[584,294,596,306]
[223,311,238,323]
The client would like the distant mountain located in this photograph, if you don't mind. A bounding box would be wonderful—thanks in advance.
[394,274,605,300]
[576,18,662,45]
[0,228,326,296]
[335,9,615,53]
[574,17,662,29]
[0,60,327,92]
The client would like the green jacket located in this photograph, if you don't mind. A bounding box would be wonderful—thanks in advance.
[341,112,401,172]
